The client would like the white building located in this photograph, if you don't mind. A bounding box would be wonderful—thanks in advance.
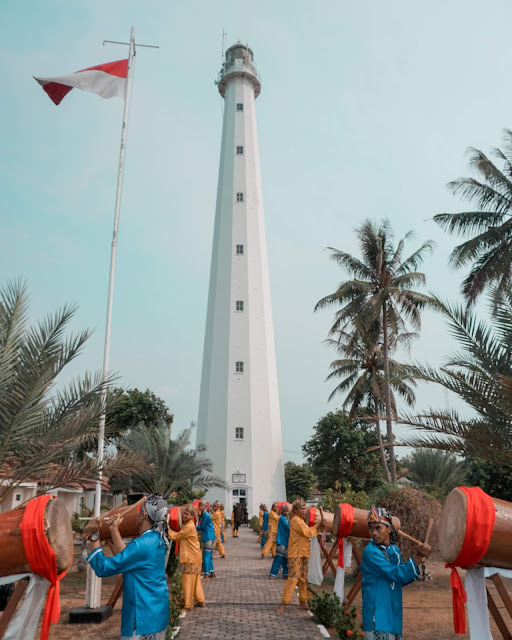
[197,43,286,516]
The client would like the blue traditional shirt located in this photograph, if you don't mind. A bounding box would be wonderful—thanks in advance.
[88,529,168,637]
[276,514,290,547]
[196,510,215,542]
[262,511,269,531]
[361,540,419,634]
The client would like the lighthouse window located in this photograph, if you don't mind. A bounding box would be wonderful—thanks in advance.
[236,146,244,155]
[236,103,244,111]
[235,361,244,373]
[235,300,244,311]
[236,192,244,202]
[236,244,244,255]
[235,427,244,439]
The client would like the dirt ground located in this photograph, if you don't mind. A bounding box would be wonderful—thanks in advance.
[42,549,512,639]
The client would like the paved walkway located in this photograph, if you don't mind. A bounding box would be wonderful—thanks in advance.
[178,527,325,639]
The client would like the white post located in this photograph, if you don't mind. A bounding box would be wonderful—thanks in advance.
[87,26,136,609]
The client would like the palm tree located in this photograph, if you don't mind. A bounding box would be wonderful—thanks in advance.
[325,329,416,482]
[434,130,512,304]
[0,279,144,506]
[399,290,512,465]
[402,449,468,498]
[112,424,225,498]
[315,219,436,482]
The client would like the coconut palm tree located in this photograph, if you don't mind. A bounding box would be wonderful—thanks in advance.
[399,290,512,466]
[315,219,436,482]
[0,279,145,506]
[434,130,512,304]
[111,424,225,498]
[325,329,417,482]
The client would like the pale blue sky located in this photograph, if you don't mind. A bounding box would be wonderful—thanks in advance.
[1,1,510,461]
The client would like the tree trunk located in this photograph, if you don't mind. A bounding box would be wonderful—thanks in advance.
[382,300,397,482]
[374,397,391,483]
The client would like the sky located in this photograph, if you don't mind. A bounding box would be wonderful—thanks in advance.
[1,0,510,463]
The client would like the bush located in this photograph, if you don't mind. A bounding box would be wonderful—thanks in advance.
[167,571,183,636]
[249,515,259,532]
[369,485,441,556]
[320,481,370,512]
[334,604,363,638]
[309,591,342,628]
[166,544,179,578]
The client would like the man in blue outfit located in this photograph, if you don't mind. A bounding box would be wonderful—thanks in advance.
[361,506,431,640]
[270,503,290,579]
[86,495,169,640]
[197,499,216,579]
[260,504,269,550]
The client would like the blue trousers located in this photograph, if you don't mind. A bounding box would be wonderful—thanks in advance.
[270,554,288,577]
[203,550,215,575]
[261,529,268,548]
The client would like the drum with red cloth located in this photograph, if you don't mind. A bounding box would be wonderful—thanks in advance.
[332,504,401,539]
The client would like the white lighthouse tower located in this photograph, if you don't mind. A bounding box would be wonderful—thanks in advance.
[197,43,285,516]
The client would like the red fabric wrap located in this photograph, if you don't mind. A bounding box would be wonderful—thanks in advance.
[276,502,282,514]
[169,506,180,555]
[19,495,69,640]
[308,507,316,527]
[337,503,355,568]
[446,486,496,634]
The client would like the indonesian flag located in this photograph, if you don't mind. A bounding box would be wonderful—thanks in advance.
[34,59,128,105]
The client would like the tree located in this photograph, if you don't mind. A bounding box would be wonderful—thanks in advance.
[434,130,512,304]
[284,462,316,502]
[399,290,512,466]
[111,424,225,498]
[302,410,383,493]
[107,388,173,442]
[466,458,512,502]
[0,279,143,506]
[324,328,416,482]
[315,219,436,481]
[401,449,468,499]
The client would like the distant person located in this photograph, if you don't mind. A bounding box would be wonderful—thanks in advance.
[278,500,324,613]
[197,500,216,579]
[261,504,269,549]
[168,505,205,610]
[270,503,290,579]
[258,503,265,543]
[242,504,248,525]
[361,506,431,639]
[220,503,226,545]
[211,501,226,558]
[86,495,169,639]
[232,503,242,537]
[262,502,279,558]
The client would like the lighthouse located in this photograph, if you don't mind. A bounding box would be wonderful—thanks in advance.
[197,43,286,515]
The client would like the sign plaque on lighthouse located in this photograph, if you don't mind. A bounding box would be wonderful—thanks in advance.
[197,43,286,515]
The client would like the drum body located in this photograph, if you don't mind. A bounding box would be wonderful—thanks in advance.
[439,488,512,570]
[0,497,73,576]
[332,504,401,540]
[98,502,190,540]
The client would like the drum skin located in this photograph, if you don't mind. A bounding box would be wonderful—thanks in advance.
[0,497,73,576]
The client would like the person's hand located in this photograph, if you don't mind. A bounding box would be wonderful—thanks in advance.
[317,520,326,532]
[109,514,124,531]
[417,542,431,559]
[84,516,101,537]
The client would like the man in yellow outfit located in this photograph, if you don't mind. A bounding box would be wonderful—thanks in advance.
[262,502,279,558]
[167,506,206,610]
[211,501,226,558]
[220,503,226,547]
[277,500,325,613]
[257,504,264,543]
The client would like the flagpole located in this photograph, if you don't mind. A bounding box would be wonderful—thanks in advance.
[88,26,135,609]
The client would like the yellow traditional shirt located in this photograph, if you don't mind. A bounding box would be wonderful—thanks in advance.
[211,510,222,540]
[168,520,202,565]
[287,515,318,558]
[258,509,264,529]
[269,509,279,534]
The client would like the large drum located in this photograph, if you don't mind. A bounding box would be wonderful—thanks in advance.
[0,497,73,577]
[332,503,401,540]
[439,488,512,570]
[98,502,190,540]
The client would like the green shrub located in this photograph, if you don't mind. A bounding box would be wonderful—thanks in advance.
[249,515,259,532]
[334,603,363,638]
[319,481,370,512]
[309,591,342,628]
[166,544,179,578]
[167,571,183,637]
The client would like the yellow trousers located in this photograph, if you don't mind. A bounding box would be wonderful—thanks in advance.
[281,577,308,604]
[181,572,205,609]
[262,534,276,557]
[215,540,226,557]
[257,531,262,543]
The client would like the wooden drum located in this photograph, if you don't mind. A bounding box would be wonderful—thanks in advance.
[332,503,401,540]
[439,488,512,570]
[308,507,335,533]
[98,502,190,540]
[0,497,73,577]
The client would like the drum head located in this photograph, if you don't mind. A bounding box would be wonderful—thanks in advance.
[45,498,74,574]
[332,503,341,538]
[439,488,466,564]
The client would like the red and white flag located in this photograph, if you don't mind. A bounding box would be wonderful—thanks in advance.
[34,59,128,105]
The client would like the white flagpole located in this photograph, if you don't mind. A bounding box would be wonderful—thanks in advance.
[88,26,136,609]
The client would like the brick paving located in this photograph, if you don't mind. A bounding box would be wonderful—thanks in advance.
[178,527,324,639]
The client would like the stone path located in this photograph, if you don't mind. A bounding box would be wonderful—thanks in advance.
[178,527,325,639]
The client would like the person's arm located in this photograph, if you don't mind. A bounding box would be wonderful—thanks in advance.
[169,526,193,542]
[88,537,147,578]
[294,517,321,538]
[361,545,420,585]
[109,515,126,553]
